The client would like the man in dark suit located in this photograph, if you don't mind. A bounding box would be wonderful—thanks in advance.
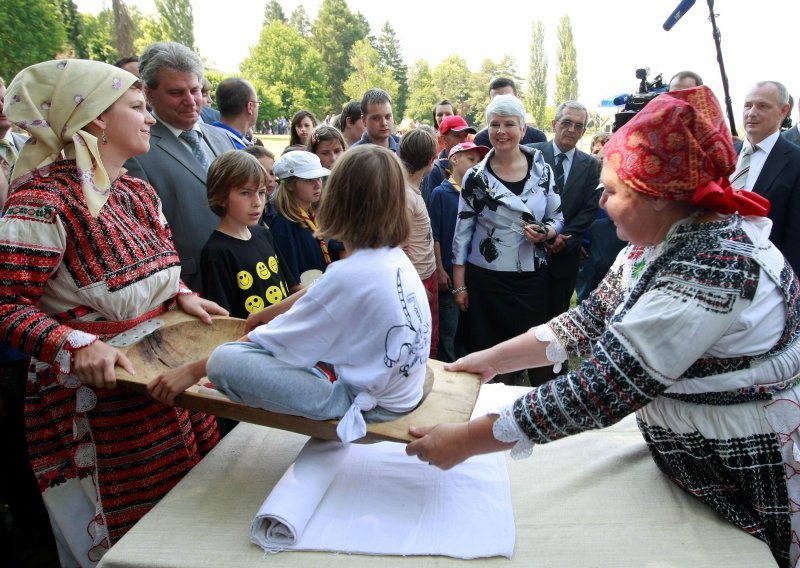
[529,101,601,318]
[125,42,235,293]
[474,78,546,149]
[732,81,800,274]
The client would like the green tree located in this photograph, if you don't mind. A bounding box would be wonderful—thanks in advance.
[289,5,311,38]
[343,39,398,103]
[432,56,477,123]
[61,0,88,58]
[405,59,438,124]
[527,20,548,130]
[375,22,408,119]
[80,10,118,63]
[310,0,370,109]
[554,14,578,106]
[131,7,168,55]
[240,21,328,120]
[263,0,286,26]
[0,0,66,81]
[155,0,195,50]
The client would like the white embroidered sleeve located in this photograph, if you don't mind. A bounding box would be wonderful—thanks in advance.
[492,405,535,459]
[533,324,568,373]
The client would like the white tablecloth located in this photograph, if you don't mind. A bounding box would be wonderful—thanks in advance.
[98,385,774,567]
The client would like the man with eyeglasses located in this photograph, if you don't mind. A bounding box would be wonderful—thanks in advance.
[529,101,600,321]
[212,78,261,149]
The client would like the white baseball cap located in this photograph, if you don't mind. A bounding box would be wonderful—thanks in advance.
[273,151,331,180]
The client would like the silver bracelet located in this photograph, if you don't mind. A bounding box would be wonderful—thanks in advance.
[452,286,467,295]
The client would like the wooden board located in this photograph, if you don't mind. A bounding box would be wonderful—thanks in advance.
[115,311,481,443]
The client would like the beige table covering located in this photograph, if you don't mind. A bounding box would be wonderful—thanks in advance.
[98,385,775,567]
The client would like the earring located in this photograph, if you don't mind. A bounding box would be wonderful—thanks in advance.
[101,130,107,145]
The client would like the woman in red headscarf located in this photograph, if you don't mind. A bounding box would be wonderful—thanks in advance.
[407,86,800,567]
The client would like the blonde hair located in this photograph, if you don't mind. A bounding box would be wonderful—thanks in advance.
[206,151,267,216]
[274,178,310,223]
[317,145,408,249]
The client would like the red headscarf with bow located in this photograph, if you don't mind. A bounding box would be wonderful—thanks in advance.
[602,86,770,217]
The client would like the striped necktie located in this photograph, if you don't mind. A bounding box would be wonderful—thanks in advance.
[730,144,756,190]
[179,130,211,171]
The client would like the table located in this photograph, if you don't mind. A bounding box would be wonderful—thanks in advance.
[98,386,774,567]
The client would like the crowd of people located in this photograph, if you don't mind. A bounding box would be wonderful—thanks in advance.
[1,37,800,567]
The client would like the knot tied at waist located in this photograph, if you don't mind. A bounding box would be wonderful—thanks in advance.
[336,391,378,444]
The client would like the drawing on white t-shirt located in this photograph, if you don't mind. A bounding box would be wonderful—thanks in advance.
[383,268,429,377]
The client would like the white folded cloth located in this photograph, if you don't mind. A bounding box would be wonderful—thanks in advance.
[251,384,517,559]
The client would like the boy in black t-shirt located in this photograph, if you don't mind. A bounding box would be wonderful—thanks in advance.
[201,151,299,319]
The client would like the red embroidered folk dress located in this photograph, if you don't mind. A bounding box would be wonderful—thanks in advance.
[0,161,219,563]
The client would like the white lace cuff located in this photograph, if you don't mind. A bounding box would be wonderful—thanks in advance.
[533,324,568,374]
[492,405,534,459]
[54,330,98,387]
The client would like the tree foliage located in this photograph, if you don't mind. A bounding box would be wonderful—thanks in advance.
[263,0,286,26]
[375,22,408,119]
[240,21,328,120]
[289,5,311,38]
[310,0,370,109]
[61,0,88,59]
[155,0,195,50]
[405,60,438,124]
[343,39,398,103]
[131,8,168,55]
[554,14,578,106]
[527,20,548,130]
[0,0,66,81]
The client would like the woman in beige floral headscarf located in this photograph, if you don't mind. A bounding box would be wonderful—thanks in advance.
[1,59,227,567]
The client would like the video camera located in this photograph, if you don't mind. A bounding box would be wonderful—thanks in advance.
[612,68,668,132]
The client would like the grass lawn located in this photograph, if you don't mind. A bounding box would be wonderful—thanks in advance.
[256,135,290,157]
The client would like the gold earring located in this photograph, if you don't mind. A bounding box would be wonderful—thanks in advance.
[101,130,107,145]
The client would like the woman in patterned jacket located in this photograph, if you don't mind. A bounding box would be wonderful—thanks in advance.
[408,86,800,567]
[0,60,226,566]
[450,94,563,385]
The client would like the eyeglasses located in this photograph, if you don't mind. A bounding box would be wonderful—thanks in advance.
[249,100,262,105]
[557,119,586,131]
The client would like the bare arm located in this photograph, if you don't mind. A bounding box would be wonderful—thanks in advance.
[245,287,307,332]
[444,327,552,382]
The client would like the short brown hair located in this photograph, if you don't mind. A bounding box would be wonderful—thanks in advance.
[317,145,408,249]
[306,125,345,154]
[399,127,438,174]
[206,151,267,216]
[242,145,275,162]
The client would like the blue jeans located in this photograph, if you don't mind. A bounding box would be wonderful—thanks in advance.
[207,342,403,423]
[437,292,460,363]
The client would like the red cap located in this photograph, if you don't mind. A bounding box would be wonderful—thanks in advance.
[448,141,490,160]
[439,115,477,135]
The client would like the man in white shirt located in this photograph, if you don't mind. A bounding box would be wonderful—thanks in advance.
[732,80,800,273]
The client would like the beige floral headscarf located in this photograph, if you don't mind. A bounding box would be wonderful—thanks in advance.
[5,59,137,217]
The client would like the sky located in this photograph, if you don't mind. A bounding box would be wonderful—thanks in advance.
[75,0,799,133]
